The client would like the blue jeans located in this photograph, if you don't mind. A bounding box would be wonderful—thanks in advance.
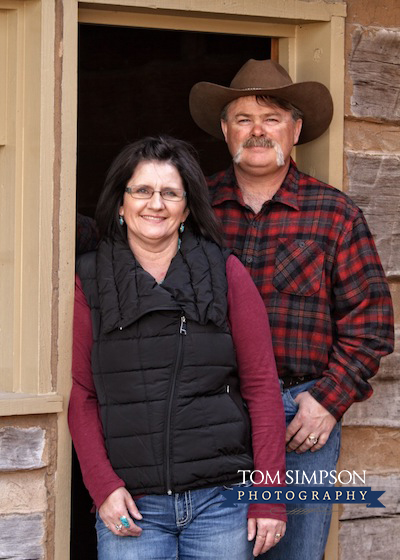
[96,484,253,560]
[261,380,341,560]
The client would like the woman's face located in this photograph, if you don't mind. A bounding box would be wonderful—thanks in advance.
[119,160,189,249]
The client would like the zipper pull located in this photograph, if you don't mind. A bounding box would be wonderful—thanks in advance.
[226,385,230,393]
[180,315,187,335]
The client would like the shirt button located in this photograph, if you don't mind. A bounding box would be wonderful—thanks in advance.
[246,256,253,264]
[298,241,306,247]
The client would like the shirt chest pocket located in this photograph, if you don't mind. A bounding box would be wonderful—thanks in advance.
[272,239,325,296]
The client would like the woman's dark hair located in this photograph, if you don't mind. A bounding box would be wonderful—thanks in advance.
[95,135,224,246]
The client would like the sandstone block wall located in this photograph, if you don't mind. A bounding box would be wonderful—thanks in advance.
[0,416,57,560]
[341,1,400,557]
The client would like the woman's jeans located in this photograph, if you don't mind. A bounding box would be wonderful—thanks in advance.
[96,484,253,560]
[261,380,342,560]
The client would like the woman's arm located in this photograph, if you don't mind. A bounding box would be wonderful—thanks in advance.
[69,276,144,536]
[68,275,125,508]
[226,255,287,555]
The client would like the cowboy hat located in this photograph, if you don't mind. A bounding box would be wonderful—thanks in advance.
[189,59,333,145]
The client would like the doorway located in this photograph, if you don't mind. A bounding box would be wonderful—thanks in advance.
[76,23,271,216]
[72,22,271,558]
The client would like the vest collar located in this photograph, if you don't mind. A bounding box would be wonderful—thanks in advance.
[97,229,227,333]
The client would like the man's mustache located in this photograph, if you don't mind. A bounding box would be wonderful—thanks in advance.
[232,135,285,167]
[242,136,276,148]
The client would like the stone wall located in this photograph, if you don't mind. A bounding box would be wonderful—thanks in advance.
[0,416,57,560]
[340,0,400,558]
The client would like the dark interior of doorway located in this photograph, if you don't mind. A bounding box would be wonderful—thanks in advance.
[72,23,270,559]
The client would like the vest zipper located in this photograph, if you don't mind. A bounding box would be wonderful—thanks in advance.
[165,314,187,495]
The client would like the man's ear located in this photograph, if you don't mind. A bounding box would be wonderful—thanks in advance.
[293,119,303,146]
[221,119,228,142]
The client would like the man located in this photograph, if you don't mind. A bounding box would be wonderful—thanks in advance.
[189,59,394,559]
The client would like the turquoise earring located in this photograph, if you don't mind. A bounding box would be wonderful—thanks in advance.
[119,215,124,226]
[178,222,185,251]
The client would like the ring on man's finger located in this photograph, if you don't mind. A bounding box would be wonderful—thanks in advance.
[307,433,319,445]
[274,533,282,539]
[115,524,123,531]
[120,515,130,528]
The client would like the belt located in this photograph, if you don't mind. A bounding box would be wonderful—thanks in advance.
[280,374,316,390]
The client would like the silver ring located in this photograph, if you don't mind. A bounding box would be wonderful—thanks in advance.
[307,434,318,445]
[115,523,123,531]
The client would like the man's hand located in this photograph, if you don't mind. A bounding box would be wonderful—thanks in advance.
[286,392,337,453]
[98,487,143,537]
[247,517,286,557]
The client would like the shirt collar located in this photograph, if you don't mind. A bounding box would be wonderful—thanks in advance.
[273,159,300,211]
[210,165,246,207]
[210,159,300,212]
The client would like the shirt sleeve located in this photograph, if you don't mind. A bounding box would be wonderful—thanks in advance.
[309,212,394,420]
[226,255,287,521]
[68,275,125,508]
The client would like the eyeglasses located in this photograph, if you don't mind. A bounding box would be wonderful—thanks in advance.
[125,186,187,202]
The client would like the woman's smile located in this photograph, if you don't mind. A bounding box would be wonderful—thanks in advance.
[140,214,166,222]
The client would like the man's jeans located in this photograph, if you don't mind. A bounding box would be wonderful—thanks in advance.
[261,380,342,560]
[96,484,253,560]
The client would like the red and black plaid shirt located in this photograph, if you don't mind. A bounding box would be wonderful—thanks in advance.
[208,160,394,420]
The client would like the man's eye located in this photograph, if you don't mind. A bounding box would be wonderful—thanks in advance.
[238,119,250,124]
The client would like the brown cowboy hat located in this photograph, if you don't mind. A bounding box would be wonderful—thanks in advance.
[189,59,333,145]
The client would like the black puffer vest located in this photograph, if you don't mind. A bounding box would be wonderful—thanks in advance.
[77,230,253,496]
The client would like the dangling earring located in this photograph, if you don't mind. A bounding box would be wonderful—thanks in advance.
[178,222,185,251]
[119,215,124,226]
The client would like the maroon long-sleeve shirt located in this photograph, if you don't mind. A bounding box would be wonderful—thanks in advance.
[69,254,286,520]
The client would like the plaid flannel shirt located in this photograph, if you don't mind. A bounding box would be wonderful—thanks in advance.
[208,160,394,421]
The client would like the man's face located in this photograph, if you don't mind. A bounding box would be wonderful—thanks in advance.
[220,96,302,175]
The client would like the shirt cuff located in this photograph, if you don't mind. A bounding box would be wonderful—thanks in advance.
[92,480,126,510]
[247,502,287,522]
[308,375,371,421]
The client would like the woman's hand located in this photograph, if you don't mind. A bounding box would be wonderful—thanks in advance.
[98,487,143,537]
[247,517,286,557]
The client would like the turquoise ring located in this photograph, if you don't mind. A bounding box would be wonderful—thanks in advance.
[120,515,130,529]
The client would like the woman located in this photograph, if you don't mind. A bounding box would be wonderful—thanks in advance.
[69,135,286,559]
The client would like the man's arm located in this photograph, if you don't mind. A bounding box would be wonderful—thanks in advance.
[287,211,394,452]
[309,211,394,419]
